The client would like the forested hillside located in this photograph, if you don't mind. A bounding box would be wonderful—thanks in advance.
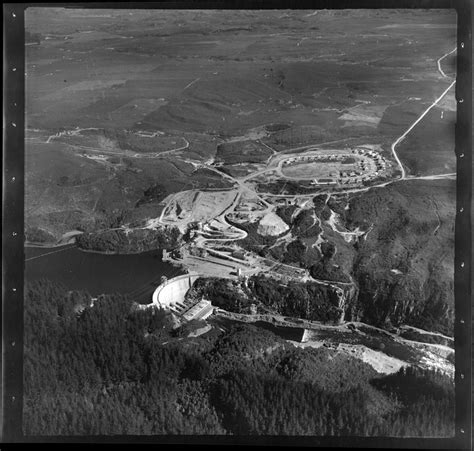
[75,226,181,254]
[24,280,454,436]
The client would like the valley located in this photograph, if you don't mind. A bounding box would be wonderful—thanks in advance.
[23,8,457,437]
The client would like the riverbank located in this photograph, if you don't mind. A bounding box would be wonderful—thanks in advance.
[213,310,454,376]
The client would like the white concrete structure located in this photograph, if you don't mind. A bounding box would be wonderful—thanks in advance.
[151,273,214,322]
[152,273,202,308]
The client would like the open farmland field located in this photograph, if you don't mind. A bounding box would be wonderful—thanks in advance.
[395,106,456,176]
[216,140,273,165]
[26,8,456,138]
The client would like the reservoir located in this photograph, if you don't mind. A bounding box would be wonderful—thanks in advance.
[25,245,184,303]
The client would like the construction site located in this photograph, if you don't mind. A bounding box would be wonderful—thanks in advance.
[148,144,394,287]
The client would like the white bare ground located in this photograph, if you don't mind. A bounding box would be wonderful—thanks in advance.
[257,212,290,236]
[290,341,406,374]
[418,350,454,377]
[337,344,407,374]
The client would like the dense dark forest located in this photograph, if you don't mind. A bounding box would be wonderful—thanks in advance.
[75,226,181,253]
[189,276,343,323]
[25,226,57,244]
[24,280,454,436]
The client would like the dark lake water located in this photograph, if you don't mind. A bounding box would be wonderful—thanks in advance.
[25,246,184,302]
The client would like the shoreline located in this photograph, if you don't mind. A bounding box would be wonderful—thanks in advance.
[25,243,187,274]
[25,230,83,248]
[72,247,181,260]
[25,241,76,249]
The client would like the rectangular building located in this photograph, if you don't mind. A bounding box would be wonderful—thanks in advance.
[182,299,213,322]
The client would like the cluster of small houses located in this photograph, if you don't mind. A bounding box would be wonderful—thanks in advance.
[282,148,390,186]
[344,147,389,182]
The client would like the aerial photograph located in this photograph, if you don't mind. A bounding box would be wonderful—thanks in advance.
[24,8,456,436]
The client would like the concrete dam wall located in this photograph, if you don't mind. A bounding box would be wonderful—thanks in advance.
[152,273,202,307]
